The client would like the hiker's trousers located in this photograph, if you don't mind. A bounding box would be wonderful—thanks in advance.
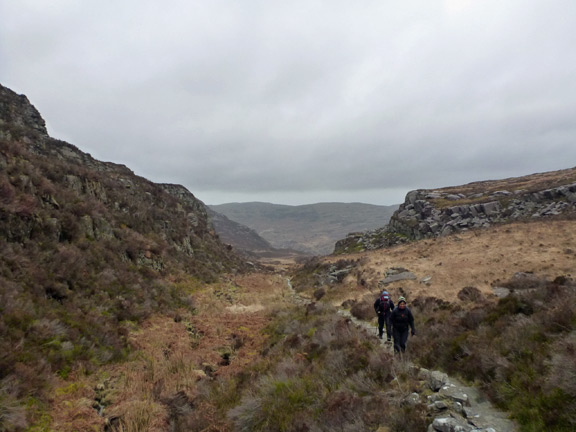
[378,313,392,338]
[392,327,409,352]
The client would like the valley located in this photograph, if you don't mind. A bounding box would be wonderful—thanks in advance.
[2,83,575,431]
[209,202,398,256]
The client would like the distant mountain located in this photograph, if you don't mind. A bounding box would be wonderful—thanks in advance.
[209,202,399,255]
[206,207,307,259]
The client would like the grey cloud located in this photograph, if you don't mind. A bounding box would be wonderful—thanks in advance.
[2,0,576,205]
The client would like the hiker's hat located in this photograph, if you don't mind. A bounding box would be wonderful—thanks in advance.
[398,296,406,304]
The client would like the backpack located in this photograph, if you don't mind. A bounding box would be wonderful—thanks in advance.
[379,292,391,313]
[380,291,390,304]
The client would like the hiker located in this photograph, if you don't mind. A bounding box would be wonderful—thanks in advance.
[373,290,394,341]
[390,296,416,353]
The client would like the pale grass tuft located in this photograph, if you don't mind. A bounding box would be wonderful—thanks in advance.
[108,400,167,432]
[546,332,576,398]
[0,382,28,432]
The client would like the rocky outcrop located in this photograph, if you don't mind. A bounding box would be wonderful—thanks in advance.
[389,184,576,240]
[335,169,576,253]
[333,227,410,254]
[0,85,47,136]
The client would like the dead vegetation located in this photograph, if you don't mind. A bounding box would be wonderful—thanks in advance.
[430,166,576,197]
[316,219,576,306]
[45,273,289,432]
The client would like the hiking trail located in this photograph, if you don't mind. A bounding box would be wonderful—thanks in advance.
[284,276,517,431]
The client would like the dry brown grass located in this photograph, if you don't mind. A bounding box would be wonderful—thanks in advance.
[321,219,576,306]
[47,273,290,431]
[432,166,576,196]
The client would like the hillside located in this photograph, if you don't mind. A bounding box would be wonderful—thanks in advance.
[290,217,576,431]
[209,201,398,255]
[0,83,246,429]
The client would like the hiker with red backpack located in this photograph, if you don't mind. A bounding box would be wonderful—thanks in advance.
[390,296,416,353]
[373,290,394,341]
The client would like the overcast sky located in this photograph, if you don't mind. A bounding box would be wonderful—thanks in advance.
[2,0,576,206]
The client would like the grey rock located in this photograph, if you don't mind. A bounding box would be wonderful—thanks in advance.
[481,201,501,216]
[429,371,449,391]
[420,276,432,285]
[446,194,462,201]
[405,392,421,406]
[335,173,576,255]
[439,384,470,406]
[432,416,473,432]
[492,190,512,196]
[432,400,449,410]
[492,287,511,298]
[380,271,417,285]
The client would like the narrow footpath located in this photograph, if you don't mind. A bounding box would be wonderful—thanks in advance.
[337,307,518,432]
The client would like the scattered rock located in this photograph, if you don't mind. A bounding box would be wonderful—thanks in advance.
[430,415,473,432]
[439,383,470,407]
[492,287,511,298]
[419,369,449,391]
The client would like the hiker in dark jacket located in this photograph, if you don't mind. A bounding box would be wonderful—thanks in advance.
[374,290,394,341]
[390,296,416,353]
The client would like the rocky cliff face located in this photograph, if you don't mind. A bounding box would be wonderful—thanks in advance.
[0,83,242,276]
[335,168,576,253]
[0,85,47,136]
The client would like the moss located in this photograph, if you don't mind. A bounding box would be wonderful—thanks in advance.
[25,397,54,432]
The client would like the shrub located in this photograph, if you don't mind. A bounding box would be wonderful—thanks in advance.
[229,376,318,432]
[460,308,488,330]
[224,299,423,432]
[388,405,429,432]
[350,295,375,321]
[409,276,576,431]
[313,287,325,300]
[457,286,485,302]
[0,384,28,432]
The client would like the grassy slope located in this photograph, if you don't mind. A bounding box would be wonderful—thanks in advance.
[320,218,576,305]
